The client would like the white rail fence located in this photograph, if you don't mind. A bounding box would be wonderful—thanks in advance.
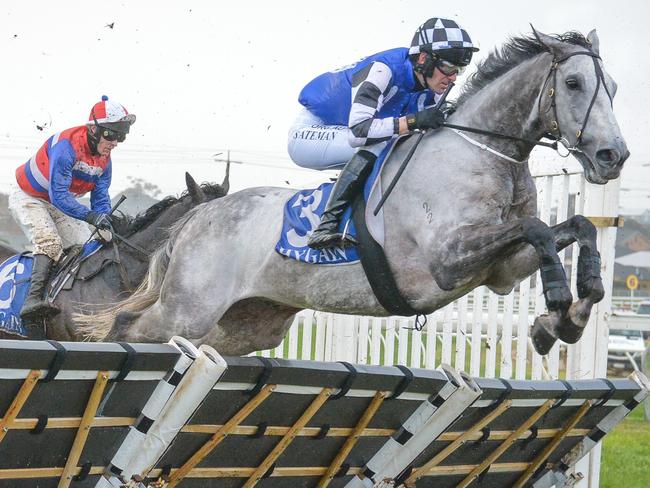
[253,155,621,488]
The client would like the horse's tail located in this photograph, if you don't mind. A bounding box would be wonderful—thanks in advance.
[75,206,201,340]
[75,241,172,340]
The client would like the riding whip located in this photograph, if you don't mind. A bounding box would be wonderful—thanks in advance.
[48,195,130,299]
[87,194,127,242]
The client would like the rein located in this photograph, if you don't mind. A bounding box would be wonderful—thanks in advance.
[112,231,150,259]
[73,196,151,290]
[450,129,526,164]
[442,122,558,150]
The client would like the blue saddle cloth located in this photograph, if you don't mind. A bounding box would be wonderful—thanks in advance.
[276,183,360,265]
[0,240,103,337]
[276,141,393,265]
[0,254,33,337]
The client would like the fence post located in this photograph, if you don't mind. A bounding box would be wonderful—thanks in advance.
[568,177,620,488]
[641,346,650,422]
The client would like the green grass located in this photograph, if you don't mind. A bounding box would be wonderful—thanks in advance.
[600,405,650,487]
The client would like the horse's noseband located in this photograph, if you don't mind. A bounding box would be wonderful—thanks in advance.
[540,50,613,155]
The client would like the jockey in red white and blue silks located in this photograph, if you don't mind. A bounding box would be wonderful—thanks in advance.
[287,18,478,250]
[16,125,113,221]
[8,95,135,335]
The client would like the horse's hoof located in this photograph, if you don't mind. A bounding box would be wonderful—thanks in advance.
[557,324,586,344]
[531,315,558,355]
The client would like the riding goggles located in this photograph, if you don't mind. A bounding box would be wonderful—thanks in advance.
[436,60,466,77]
[99,127,127,142]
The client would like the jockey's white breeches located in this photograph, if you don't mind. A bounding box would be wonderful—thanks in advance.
[8,185,92,261]
[287,107,387,170]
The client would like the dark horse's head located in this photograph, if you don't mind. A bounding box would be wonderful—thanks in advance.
[111,168,230,241]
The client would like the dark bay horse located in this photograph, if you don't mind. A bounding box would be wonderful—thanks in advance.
[90,29,628,356]
[1,171,229,341]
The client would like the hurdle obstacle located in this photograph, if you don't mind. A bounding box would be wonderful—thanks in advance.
[0,339,647,488]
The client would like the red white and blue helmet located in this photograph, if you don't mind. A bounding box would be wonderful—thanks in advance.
[87,95,136,133]
[409,18,479,66]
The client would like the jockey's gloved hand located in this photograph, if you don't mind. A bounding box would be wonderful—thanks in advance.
[85,211,113,231]
[406,106,445,131]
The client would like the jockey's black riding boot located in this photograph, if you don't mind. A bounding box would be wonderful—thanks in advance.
[308,150,377,250]
[20,254,59,339]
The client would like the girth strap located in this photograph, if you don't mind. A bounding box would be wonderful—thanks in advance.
[352,195,418,317]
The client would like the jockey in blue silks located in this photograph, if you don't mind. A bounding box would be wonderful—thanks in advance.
[288,18,478,250]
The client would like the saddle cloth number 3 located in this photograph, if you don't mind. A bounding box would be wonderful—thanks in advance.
[286,189,323,248]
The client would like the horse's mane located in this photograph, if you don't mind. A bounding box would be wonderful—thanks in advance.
[114,182,226,236]
[456,31,592,106]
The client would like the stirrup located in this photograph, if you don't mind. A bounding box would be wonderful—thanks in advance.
[307,230,342,250]
[308,231,358,250]
[340,234,359,248]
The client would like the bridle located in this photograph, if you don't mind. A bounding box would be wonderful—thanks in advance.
[377,40,616,214]
[443,45,613,162]
[538,49,613,157]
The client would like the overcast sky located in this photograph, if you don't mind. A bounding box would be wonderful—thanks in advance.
[0,0,647,211]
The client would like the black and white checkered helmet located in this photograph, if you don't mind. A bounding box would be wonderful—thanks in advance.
[409,18,478,66]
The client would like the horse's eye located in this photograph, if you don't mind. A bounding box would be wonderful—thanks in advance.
[566,78,580,90]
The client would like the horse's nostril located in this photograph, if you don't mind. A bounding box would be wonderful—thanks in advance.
[620,150,631,166]
[596,148,619,163]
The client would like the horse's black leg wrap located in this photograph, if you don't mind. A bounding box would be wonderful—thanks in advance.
[522,218,572,313]
[540,262,571,313]
[577,246,604,300]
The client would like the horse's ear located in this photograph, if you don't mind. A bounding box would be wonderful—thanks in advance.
[530,24,565,56]
[185,172,206,204]
[586,29,600,56]
[219,161,230,196]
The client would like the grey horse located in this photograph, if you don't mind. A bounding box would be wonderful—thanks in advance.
[91,29,628,356]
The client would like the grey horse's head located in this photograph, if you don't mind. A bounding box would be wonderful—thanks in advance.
[533,28,629,184]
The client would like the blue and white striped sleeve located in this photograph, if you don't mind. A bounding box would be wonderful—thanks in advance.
[348,61,398,147]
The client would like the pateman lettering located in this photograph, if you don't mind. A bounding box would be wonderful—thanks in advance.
[293,130,336,141]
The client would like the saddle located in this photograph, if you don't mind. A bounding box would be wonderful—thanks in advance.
[46,239,135,301]
[0,239,135,338]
